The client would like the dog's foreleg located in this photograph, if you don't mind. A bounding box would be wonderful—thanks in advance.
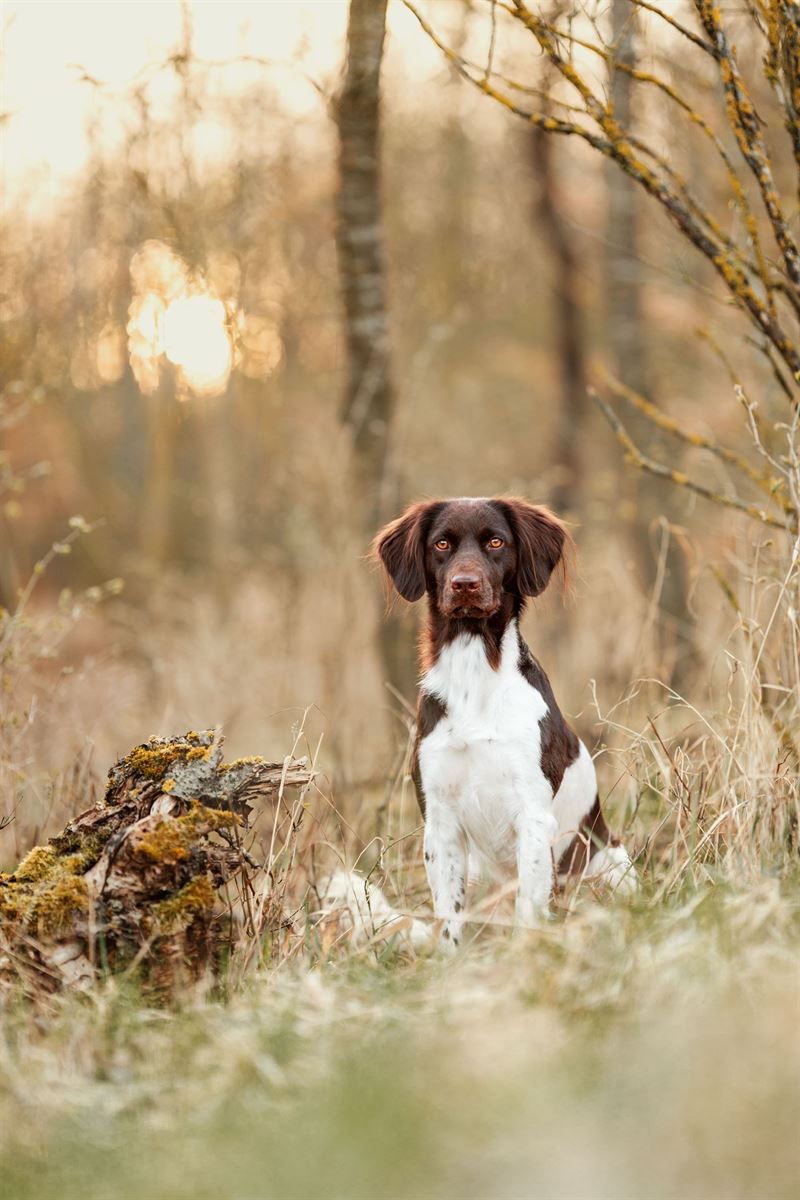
[423,804,467,949]
[516,808,558,927]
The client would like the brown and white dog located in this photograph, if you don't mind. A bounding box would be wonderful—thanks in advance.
[375,496,634,947]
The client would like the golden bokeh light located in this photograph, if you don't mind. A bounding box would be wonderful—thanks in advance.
[161,294,232,395]
[126,239,233,397]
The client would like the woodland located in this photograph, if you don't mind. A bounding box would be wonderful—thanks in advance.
[0,3,798,1198]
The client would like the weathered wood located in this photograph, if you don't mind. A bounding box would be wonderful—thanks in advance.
[0,730,312,998]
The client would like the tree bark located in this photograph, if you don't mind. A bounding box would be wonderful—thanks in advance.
[530,124,586,515]
[335,1,415,703]
[605,0,691,670]
[335,0,395,532]
[606,1,649,403]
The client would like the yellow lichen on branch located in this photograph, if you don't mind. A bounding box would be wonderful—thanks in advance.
[596,368,797,516]
[405,0,800,383]
[590,388,799,534]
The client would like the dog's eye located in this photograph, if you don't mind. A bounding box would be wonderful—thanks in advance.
[488,537,504,549]
[434,539,450,551]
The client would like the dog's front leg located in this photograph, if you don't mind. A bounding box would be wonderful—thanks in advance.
[423,803,467,949]
[516,807,558,927]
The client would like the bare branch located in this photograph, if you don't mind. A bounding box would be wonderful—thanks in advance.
[408,0,800,382]
[630,0,717,56]
[590,388,798,533]
[694,0,800,290]
[597,368,796,513]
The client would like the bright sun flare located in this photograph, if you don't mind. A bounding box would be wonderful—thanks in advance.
[126,240,235,398]
[161,295,232,395]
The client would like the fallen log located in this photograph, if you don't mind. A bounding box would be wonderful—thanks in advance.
[0,730,312,998]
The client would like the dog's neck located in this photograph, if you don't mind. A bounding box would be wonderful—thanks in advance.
[420,591,524,673]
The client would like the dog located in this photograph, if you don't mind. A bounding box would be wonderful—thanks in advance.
[374,496,634,948]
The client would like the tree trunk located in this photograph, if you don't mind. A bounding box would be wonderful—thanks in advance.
[530,125,586,515]
[606,1,649,403]
[335,1,414,702]
[139,375,178,569]
[335,0,394,532]
[606,0,691,674]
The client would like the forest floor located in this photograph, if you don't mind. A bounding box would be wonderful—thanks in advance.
[2,861,798,1200]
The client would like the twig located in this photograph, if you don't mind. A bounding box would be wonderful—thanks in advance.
[590,388,798,533]
[596,367,796,514]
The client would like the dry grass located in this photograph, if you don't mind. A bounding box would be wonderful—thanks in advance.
[1,500,798,1199]
[1,877,797,1199]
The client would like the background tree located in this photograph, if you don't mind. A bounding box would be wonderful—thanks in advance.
[335,0,416,704]
[605,0,691,671]
[529,117,587,515]
[405,0,799,534]
[335,0,395,533]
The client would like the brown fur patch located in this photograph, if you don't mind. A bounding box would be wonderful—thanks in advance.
[557,795,612,876]
[410,692,447,818]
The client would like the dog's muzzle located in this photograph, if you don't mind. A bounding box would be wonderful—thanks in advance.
[441,574,497,618]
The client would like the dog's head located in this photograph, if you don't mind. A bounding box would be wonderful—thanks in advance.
[373,497,570,618]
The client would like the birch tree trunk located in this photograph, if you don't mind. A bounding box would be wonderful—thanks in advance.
[335,0,394,532]
[335,0,415,705]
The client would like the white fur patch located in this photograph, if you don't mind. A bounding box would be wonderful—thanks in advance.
[318,870,430,946]
[420,623,551,875]
[585,844,637,894]
[552,741,599,863]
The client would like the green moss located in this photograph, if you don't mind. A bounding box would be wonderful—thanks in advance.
[4,829,110,936]
[13,846,58,883]
[50,827,112,860]
[123,744,191,780]
[152,874,216,931]
[220,756,265,772]
[135,820,191,865]
[134,804,238,865]
[30,876,89,936]
[117,732,216,783]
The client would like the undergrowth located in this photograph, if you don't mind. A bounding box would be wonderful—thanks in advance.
[1,874,798,1200]
[1,388,798,1198]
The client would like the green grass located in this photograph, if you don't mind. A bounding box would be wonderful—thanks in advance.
[2,876,798,1200]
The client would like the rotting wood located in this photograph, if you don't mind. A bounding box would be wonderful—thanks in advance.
[0,730,312,998]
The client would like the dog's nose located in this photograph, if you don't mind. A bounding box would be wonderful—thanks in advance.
[451,575,482,594]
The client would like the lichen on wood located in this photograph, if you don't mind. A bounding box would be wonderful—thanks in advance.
[0,730,312,998]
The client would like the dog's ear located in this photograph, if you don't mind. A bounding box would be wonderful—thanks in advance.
[494,498,571,598]
[372,501,441,602]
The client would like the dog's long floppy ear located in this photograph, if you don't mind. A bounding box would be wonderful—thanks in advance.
[494,498,572,598]
[372,501,442,602]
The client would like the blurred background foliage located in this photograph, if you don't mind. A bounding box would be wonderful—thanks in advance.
[1,0,797,863]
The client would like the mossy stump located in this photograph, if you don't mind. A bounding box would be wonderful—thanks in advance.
[0,731,312,998]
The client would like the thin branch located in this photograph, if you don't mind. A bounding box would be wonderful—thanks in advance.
[485,0,498,81]
[596,367,796,513]
[694,0,800,291]
[402,2,610,144]
[630,0,717,56]
[759,0,800,196]
[590,388,798,533]
[407,0,800,382]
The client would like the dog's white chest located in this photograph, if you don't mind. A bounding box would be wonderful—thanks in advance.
[418,625,551,867]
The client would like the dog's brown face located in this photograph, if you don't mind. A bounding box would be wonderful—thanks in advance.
[375,497,569,618]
